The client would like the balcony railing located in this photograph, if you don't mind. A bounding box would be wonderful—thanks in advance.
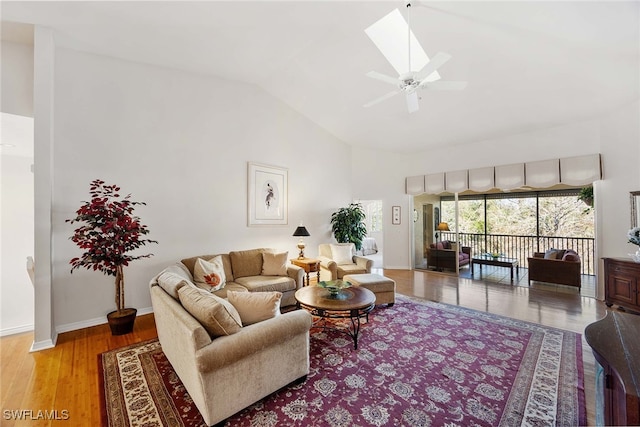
[439,232,595,275]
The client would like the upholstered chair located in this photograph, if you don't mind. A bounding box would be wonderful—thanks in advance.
[527,249,581,289]
[318,243,373,281]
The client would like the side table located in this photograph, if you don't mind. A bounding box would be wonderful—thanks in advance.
[290,258,321,286]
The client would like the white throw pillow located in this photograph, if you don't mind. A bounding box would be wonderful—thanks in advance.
[227,291,282,326]
[194,256,226,291]
[261,251,288,276]
[330,244,354,265]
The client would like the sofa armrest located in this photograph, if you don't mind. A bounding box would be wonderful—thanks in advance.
[462,246,472,256]
[353,255,373,273]
[195,310,312,373]
[287,264,304,289]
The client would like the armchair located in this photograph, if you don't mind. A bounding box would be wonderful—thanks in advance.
[527,249,581,289]
[318,243,373,281]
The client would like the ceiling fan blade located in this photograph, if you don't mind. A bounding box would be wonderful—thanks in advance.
[406,91,419,113]
[416,52,452,83]
[363,90,401,108]
[365,8,430,75]
[365,71,399,86]
[420,81,468,90]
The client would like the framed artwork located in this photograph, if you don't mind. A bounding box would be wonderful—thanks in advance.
[248,162,288,226]
[392,206,401,225]
[434,207,440,230]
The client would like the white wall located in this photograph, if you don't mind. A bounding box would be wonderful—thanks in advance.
[50,48,352,331]
[351,147,412,269]
[0,155,35,335]
[1,40,34,117]
[596,101,640,297]
[1,39,35,336]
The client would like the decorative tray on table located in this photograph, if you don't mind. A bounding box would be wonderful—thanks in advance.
[318,280,352,297]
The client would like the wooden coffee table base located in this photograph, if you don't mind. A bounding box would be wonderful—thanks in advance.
[295,286,375,350]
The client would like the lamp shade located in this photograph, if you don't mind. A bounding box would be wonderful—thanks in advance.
[292,226,310,237]
[437,222,450,232]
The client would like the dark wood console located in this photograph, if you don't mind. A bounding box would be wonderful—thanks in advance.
[585,311,640,426]
[604,258,640,312]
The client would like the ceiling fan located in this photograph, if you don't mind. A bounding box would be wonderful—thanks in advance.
[364,3,467,113]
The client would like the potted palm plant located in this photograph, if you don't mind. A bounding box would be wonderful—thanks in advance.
[578,186,594,207]
[330,203,367,251]
[66,179,157,335]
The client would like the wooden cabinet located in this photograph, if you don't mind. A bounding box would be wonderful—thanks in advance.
[585,311,640,426]
[604,258,640,312]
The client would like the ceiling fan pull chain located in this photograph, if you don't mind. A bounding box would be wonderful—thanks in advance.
[407,2,412,72]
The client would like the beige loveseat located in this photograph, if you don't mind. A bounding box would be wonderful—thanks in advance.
[150,248,312,426]
[318,243,373,281]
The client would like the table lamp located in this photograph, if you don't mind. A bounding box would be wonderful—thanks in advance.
[292,224,310,259]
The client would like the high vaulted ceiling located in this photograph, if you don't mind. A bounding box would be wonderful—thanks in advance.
[2,1,639,154]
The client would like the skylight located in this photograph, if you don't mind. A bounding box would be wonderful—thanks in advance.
[365,8,441,82]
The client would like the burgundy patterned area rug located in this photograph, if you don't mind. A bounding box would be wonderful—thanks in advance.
[99,295,586,427]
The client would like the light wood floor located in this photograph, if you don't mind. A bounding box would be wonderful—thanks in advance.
[1,269,609,426]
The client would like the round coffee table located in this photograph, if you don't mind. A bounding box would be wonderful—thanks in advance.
[295,285,375,350]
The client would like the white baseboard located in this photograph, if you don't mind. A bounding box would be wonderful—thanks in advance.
[55,306,154,334]
[0,323,34,337]
[30,334,57,352]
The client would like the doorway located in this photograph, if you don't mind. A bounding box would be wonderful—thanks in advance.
[358,200,383,269]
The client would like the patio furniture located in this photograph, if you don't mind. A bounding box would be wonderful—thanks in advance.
[527,249,581,289]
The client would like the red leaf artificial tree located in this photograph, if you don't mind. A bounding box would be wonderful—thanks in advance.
[66,179,157,314]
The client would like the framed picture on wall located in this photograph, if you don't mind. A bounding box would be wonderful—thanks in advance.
[392,206,401,225]
[248,162,288,226]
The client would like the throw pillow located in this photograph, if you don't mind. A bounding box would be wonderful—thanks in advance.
[227,291,282,326]
[544,249,559,259]
[156,271,192,300]
[178,286,242,337]
[261,251,288,276]
[330,244,354,265]
[562,250,580,262]
[194,256,226,292]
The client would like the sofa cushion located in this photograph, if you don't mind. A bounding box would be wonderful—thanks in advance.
[212,282,249,299]
[157,271,193,300]
[330,244,354,265]
[194,256,226,292]
[178,286,242,338]
[234,276,296,293]
[227,290,282,326]
[261,251,288,276]
[181,254,234,282]
[230,248,265,278]
[337,264,368,276]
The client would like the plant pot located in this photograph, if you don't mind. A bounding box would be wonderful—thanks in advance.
[581,197,593,207]
[107,308,137,335]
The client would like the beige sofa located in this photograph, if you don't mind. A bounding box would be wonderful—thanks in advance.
[150,248,312,426]
[318,243,373,281]
[166,248,305,307]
